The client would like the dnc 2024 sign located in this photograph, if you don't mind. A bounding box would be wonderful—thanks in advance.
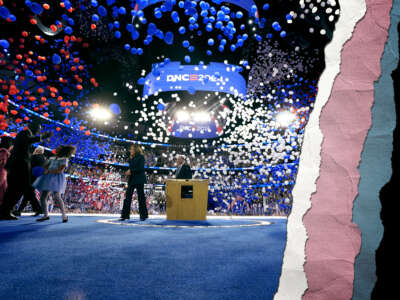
[166,73,224,83]
[142,62,247,97]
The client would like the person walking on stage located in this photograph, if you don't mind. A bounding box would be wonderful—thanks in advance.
[175,155,192,179]
[14,146,47,216]
[120,144,148,221]
[34,145,76,223]
[0,136,14,208]
[0,122,52,220]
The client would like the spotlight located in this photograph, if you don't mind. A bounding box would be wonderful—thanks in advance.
[193,111,211,123]
[176,110,190,122]
[90,107,112,120]
[276,111,296,127]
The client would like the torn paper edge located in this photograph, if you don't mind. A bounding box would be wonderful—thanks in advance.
[273,1,367,299]
[352,1,396,298]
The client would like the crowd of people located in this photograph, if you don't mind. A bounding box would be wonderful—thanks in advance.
[0,120,295,221]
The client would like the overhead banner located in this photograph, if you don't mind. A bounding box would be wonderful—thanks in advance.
[142,62,247,98]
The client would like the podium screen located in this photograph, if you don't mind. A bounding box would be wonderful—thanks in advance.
[181,186,193,199]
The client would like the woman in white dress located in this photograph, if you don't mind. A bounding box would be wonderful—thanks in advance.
[34,145,76,222]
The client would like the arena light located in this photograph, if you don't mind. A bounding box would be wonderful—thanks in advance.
[193,111,211,123]
[90,107,112,120]
[276,111,296,127]
[176,110,190,122]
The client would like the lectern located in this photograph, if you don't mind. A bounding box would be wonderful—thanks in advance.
[165,179,209,220]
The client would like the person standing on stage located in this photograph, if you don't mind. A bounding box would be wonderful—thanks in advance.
[175,155,192,179]
[34,145,76,223]
[120,144,148,221]
[0,136,14,208]
[0,122,52,220]
[14,146,47,216]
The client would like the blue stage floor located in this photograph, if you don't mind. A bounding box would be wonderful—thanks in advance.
[0,216,287,300]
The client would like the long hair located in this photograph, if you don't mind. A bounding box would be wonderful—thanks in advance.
[56,145,76,158]
[130,144,144,157]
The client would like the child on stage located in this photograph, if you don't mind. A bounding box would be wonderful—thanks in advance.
[34,145,76,223]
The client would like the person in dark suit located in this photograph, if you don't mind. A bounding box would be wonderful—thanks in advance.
[0,122,52,220]
[175,155,192,179]
[14,146,47,216]
[120,144,148,221]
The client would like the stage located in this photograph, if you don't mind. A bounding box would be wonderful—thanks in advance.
[0,215,287,300]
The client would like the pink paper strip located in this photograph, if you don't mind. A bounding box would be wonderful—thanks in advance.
[303,1,392,299]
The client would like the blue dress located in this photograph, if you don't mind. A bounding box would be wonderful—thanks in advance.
[33,157,68,194]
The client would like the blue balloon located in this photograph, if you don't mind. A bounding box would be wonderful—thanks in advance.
[184,55,191,63]
[208,38,214,46]
[119,7,126,14]
[32,166,45,178]
[91,0,98,7]
[155,11,162,19]
[131,30,139,40]
[138,77,145,85]
[52,54,62,64]
[182,40,190,48]
[164,31,174,45]
[114,31,121,38]
[0,6,11,20]
[152,68,161,76]
[188,86,195,94]
[178,26,186,34]
[171,11,179,23]
[30,2,43,15]
[157,103,165,111]
[236,11,243,19]
[109,103,121,115]
[280,31,287,38]
[155,30,164,39]
[92,14,99,22]
[98,6,107,17]
[272,22,281,31]
[263,4,270,10]
[126,23,134,32]
[124,44,131,50]
[0,39,9,49]
[250,5,257,16]
[206,50,212,55]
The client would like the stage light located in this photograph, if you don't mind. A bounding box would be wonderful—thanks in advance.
[276,111,296,127]
[176,110,190,122]
[90,107,112,120]
[193,111,211,123]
